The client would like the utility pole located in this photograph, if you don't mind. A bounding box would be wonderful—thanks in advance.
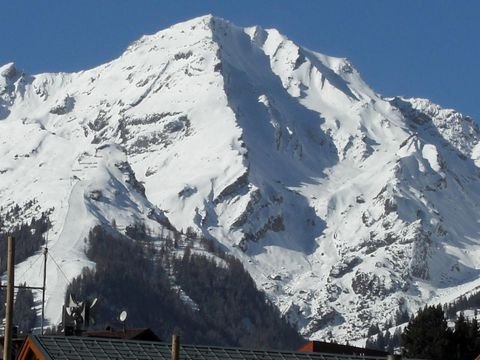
[41,245,48,335]
[3,236,15,360]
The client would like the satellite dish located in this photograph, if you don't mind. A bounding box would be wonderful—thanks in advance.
[69,294,76,307]
[90,298,98,309]
[119,310,128,323]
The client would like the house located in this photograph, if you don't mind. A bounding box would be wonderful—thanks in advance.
[299,340,389,357]
[16,335,392,360]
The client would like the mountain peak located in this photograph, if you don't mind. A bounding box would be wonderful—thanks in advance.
[153,14,235,38]
[1,15,479,344]
[120,14,232,59]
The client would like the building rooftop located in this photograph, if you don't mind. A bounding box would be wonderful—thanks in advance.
[18,336,388,360]
[298,341,389,357]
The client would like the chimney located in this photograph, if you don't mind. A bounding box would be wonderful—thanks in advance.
[171,335,180,360]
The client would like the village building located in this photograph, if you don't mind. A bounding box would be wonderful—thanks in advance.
[298,340,389,357]
[16,335,394,360]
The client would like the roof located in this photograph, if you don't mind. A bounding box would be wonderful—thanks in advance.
[18,336,388,360]
[298,341,389,357]
[84,327,160,342]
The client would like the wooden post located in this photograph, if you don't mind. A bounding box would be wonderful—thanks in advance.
[171,335,180,360]
[3,236,15,360]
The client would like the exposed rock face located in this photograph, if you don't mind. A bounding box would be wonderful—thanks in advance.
[49,95,75,115]
[1,16,480,342]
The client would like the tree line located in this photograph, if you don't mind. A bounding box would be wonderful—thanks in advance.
[367,304,480,360]
[0,210,50,272]
[445,290,480,318]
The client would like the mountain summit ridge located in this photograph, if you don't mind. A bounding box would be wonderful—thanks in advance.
[1,16,480,342]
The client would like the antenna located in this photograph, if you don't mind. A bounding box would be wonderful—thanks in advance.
[119,310,128,337]
[41,229,49,335]
[119,310,128,323]
[90,297,98,309]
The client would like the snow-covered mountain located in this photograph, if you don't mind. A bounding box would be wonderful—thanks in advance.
[1,15,480,342]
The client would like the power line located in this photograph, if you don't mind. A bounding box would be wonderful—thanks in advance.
[8,231,49,286]
[16,252,43,283]
[47,252,71,287]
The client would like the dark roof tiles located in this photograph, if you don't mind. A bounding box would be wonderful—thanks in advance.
[30,336,386,360]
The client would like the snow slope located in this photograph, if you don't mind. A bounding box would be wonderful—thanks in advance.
[1,15,480,341]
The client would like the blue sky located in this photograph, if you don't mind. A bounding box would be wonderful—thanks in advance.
[1,1,478,120]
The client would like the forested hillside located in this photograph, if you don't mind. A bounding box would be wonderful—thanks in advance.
[66,225,303,349]
[0,205,50,272]
[366,303,480,359]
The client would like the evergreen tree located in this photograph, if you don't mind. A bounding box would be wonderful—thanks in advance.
[395,307,409,325]
[367,323,380,336]
[452,313,480,360]
[453,313,469,359]
[376,331,385,351]
[13,284,36,333]
[402,305,453,360]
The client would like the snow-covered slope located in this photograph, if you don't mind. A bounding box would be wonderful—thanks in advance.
[1,15,480,342]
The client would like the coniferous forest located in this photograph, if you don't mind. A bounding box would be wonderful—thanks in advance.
[12,284,37,333]
[0,209,50,273]
[402,305,480,360]
[366,304,480,360]
[65,225,303,350]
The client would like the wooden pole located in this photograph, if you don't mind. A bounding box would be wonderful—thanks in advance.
[3,236,15,360]
[171,335,180,360]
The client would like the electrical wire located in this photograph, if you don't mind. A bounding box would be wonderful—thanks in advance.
[47,252,72,287]
[5,231,50,286]
[15,252,43,284]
